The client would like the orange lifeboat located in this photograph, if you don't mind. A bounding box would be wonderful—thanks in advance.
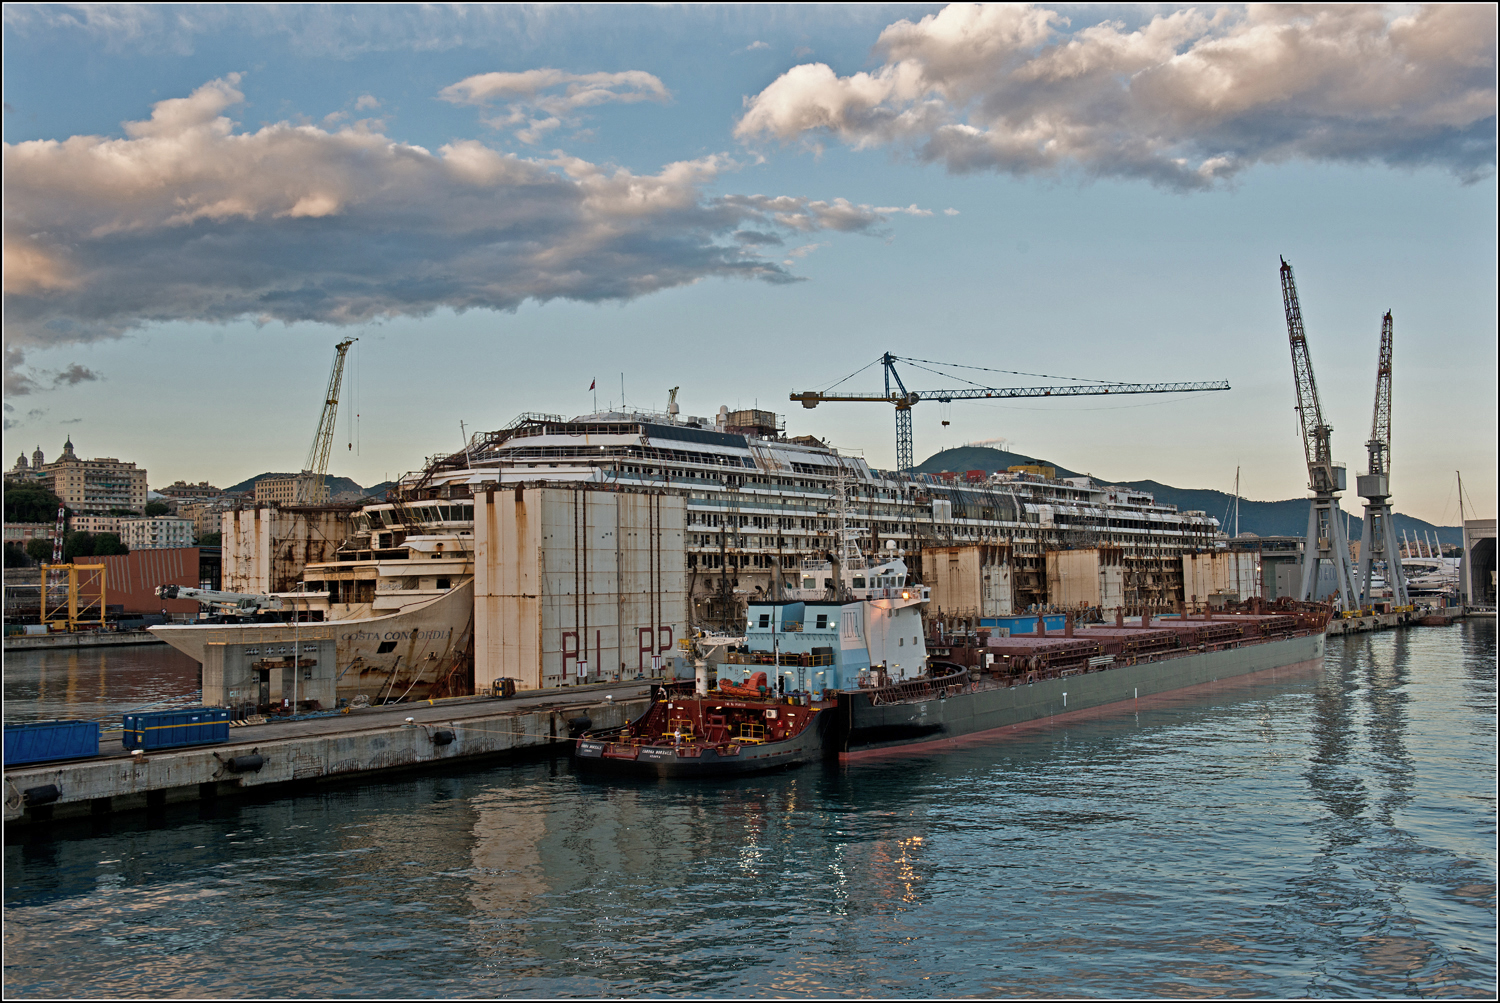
[717,671,769,699]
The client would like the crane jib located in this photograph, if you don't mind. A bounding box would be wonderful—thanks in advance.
[792,351,1231,472]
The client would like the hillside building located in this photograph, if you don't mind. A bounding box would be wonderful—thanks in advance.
[7,446,47,483]
[159,480,224,501]
[39,438,148,515]
[70,515,123,536]
[119,516,196,551]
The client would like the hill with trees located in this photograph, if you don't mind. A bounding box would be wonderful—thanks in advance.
[915,446,1461,546]
[222,473,374,498]
[3,481,66,524]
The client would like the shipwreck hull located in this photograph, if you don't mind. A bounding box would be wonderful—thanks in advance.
[149,581,476,705]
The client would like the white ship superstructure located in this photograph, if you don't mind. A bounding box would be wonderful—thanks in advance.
[390,406,1220,630]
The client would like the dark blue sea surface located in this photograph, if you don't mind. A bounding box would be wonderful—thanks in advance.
[4,620,1494,997]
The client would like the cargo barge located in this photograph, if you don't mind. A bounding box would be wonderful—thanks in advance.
[829,603,1329,760]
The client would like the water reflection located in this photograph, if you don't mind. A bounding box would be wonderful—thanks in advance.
[3,645,200,724]
[3,623,1494,998]
[1365,628,1414,825]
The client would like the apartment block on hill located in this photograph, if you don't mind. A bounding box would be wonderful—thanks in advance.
[120,517,196,550]
[39,438,148,515]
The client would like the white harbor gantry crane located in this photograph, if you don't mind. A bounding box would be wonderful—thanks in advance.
[1279,257,1358,608]
[792,353,1231,473]
[1356,312,1409,607]
[295,338,356,504]
[155,584,283,615]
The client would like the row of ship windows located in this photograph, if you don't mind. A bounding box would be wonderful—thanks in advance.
[688,554,780,568]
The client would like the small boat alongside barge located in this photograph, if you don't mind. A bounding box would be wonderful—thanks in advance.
[574,679,833,778]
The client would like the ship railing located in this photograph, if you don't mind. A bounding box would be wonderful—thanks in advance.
[866,667,968,707]
[979,623,1322,685]
[743,651,834,667]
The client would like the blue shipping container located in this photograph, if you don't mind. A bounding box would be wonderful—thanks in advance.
[122,708,230,751]
[4,720,101,765]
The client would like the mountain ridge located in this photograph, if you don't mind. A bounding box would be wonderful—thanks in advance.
[222,472,389,499]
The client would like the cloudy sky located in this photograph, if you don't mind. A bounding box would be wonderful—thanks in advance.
[4,3,1494,523]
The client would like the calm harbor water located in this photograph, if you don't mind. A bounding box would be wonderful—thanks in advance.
[3,643,202,725]
[4,621,1495,998]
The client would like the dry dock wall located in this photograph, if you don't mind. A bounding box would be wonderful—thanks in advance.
[1181,550,1262,603]
[473,485,687,692]
[222,505,352,595]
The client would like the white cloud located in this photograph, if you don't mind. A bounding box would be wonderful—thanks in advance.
[441,68,670,142]
[783,241,828,263]
[354,94,380,111]
[745,41,770,52]
[3,77,912,389]
[735,3,1497,188]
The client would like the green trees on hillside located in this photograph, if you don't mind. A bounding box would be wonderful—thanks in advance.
[4,481,66,524]
[22,532,128,562]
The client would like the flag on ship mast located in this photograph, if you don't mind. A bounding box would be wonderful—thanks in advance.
[589,379,595,391]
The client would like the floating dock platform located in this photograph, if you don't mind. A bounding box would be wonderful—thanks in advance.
[3,683,649,827]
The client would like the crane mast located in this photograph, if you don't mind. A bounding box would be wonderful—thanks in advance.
[1280,258,1357,608]
[1356,312,1408,606]
[296,338,356,505]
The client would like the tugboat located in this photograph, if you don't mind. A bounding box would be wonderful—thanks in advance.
[572,669,833,778]
[575,482,931,778]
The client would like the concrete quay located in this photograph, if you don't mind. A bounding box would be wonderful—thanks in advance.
[3,630,165,652]
[3,682,650,827]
